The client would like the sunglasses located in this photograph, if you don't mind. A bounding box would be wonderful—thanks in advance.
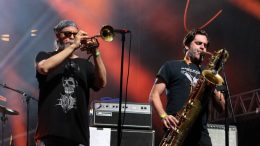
[61,31,78,37]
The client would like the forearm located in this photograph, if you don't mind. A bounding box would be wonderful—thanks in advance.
[149,81,178,128]
[93,49,107,88]
[213,90,225,113]
[149,91,167,117]
[149,80,168,118]
[37,45,76,74]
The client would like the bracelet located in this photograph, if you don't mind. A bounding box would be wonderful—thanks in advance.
[160,113,168,119]
[95,51,100,57]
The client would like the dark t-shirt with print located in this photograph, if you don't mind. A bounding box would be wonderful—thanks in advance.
[35,51,99,145]
[157,60,211,145]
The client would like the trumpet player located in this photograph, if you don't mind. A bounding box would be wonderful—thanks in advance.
[149,29,225,146]
[35,20,106,146]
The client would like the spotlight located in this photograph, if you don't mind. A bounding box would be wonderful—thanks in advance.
[0,95,7,102]
[1,34,10,42]
[31,29,38,37]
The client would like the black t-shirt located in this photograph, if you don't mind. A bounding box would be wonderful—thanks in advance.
[157,60,211,145]
[35,51,99,145]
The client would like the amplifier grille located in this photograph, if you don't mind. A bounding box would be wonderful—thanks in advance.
[207,124,238,146]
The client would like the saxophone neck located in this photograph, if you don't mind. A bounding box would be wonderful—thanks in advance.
[202,49,229,86]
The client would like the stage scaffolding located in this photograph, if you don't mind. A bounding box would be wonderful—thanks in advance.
[209,88,260,122]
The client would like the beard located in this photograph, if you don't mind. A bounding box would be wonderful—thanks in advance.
[188,50,203,65]
[56,40,74,50]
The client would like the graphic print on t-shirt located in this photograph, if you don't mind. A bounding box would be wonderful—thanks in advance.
[181,67,200,87]
[57,76,78,113]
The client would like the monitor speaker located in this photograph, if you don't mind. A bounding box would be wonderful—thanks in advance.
[90,127,155,146]
[110,129,155,146]
[207,124,238,146]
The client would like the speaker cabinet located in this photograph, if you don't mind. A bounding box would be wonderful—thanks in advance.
[90,127,155,146]
[110,129,155,146]
[207,124,238,146]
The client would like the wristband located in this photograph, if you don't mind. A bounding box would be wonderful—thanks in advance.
[160,113,168,119]
[95,51,100,57]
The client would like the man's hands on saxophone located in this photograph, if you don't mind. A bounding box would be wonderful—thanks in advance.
[161,114,179,129]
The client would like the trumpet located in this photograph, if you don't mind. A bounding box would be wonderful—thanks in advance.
[80,25,115,51]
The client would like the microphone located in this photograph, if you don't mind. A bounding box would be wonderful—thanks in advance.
[114,28,131,34]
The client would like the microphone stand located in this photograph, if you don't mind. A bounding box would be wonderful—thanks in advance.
[1,112,7,146]
[0,83,38,146]
[117,32,126,146]
[221,65,236,146]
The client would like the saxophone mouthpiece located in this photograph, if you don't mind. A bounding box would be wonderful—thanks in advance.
[201,51,213,56]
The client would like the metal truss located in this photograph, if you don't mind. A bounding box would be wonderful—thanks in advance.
[209,88,260,122]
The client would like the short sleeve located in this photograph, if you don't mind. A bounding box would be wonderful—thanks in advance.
[36,51,51,63]
[35,51,52,78]
[156,62,171,85]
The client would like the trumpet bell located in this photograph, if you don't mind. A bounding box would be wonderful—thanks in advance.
[202,70,224,86]
[100,25,114,42]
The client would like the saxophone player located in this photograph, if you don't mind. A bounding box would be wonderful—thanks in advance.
[149,29,225,146]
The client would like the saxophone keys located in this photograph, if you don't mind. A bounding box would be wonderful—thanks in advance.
[181,112,186,117]
[173,127,180,134]
[188,100,194,106]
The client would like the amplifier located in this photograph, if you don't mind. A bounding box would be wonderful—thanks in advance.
[90,101,152,129]
[207,124,238,146]
[90,127,155,146]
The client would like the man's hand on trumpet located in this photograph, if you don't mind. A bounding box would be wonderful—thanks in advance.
[72,30,88,49]
[80,37,99,55]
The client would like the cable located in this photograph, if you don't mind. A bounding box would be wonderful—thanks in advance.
[184,0,223,31]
